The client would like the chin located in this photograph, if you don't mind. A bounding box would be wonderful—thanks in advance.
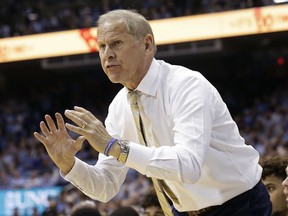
[108,76,121,84]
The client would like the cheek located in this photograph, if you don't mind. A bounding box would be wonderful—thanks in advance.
[99,56,106,71]
[272,196,287,212]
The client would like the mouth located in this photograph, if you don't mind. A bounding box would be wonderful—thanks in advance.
[106,64,119,69]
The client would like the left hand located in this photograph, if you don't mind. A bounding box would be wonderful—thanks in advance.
[64,106,112,154]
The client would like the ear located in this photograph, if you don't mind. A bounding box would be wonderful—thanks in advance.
[144,34,154,52]
[145,43,149,50]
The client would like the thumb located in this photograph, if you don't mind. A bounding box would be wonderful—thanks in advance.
[74,136,86,151]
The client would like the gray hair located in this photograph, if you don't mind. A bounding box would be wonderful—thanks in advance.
[97,9,157,51]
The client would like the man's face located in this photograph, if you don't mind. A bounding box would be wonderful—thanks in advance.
[97,21,148,89]
[282,166,288,208]
[263,175,287,215]
[143,206,164,216]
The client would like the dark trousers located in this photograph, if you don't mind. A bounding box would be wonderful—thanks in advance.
[172,181,272,216]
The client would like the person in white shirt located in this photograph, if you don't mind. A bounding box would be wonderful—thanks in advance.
[34,9,272,216]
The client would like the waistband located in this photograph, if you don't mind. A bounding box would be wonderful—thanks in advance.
[187,180,262,216]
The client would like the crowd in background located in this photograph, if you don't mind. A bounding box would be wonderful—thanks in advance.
[0,0,288,215]
[0,0,277,38]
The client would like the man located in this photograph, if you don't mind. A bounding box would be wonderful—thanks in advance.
[261,156,288,216]
[283,165,288,208]
[34,9,272,216]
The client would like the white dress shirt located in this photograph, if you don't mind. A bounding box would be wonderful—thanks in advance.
[65,58,262,211]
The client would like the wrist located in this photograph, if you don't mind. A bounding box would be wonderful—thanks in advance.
[117,140,130,163]
[104,138,118,156]
[105,139,130,163]
[59,157,76,175]
[104,138,121,158]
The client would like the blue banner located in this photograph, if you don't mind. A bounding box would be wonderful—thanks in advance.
[0,187,62,216]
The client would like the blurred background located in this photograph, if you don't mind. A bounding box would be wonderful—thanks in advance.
[0,0,288,215]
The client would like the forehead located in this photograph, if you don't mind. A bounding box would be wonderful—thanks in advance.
[264,175,284,185]
[97,21,129,41]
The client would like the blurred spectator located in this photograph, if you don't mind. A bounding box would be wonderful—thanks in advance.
[0,0,278,38]
[282,165,288,210]
[71,200,101,216]
[31,207,39,216]
[41,196,57,216]
[12,207,19,216]
[140,189,164,216]
[110,206,139,216]
[260,156,288,216]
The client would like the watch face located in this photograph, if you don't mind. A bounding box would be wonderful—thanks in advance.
[117,140,130,163]
[119,140,129,146]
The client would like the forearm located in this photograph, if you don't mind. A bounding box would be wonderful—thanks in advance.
[63,157,129,202]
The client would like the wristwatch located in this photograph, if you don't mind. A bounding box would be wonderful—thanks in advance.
[117,140,130,163]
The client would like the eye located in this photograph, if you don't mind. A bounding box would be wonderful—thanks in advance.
[98,43,106,51]
[266,185,275,192]
[111,40,122,48]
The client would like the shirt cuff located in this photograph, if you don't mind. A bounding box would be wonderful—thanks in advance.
[61,157,85,183]
[125,142,153,175]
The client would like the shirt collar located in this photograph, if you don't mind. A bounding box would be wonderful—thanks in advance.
[132,58,160,96]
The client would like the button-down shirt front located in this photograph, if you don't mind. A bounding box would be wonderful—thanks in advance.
[65,58,262,211]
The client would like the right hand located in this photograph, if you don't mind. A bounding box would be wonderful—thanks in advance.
[34,112,86,175]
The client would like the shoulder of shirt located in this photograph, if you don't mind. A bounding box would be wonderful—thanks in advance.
[158,60,209,87]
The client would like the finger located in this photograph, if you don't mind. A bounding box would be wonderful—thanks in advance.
[34,132,47,146]
[65,110,87,129]
[45,115,58,132]
[74,106,95,120]
[55,112,66,130]
[74,106,88,113]
[65,109,88,122]
[39,121,50,136]
[74,135,86,152]
[65,123,85,134]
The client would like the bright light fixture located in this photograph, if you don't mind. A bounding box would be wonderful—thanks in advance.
[273,0,288,3]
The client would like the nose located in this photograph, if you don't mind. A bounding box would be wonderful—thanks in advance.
[103,46,115,60]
